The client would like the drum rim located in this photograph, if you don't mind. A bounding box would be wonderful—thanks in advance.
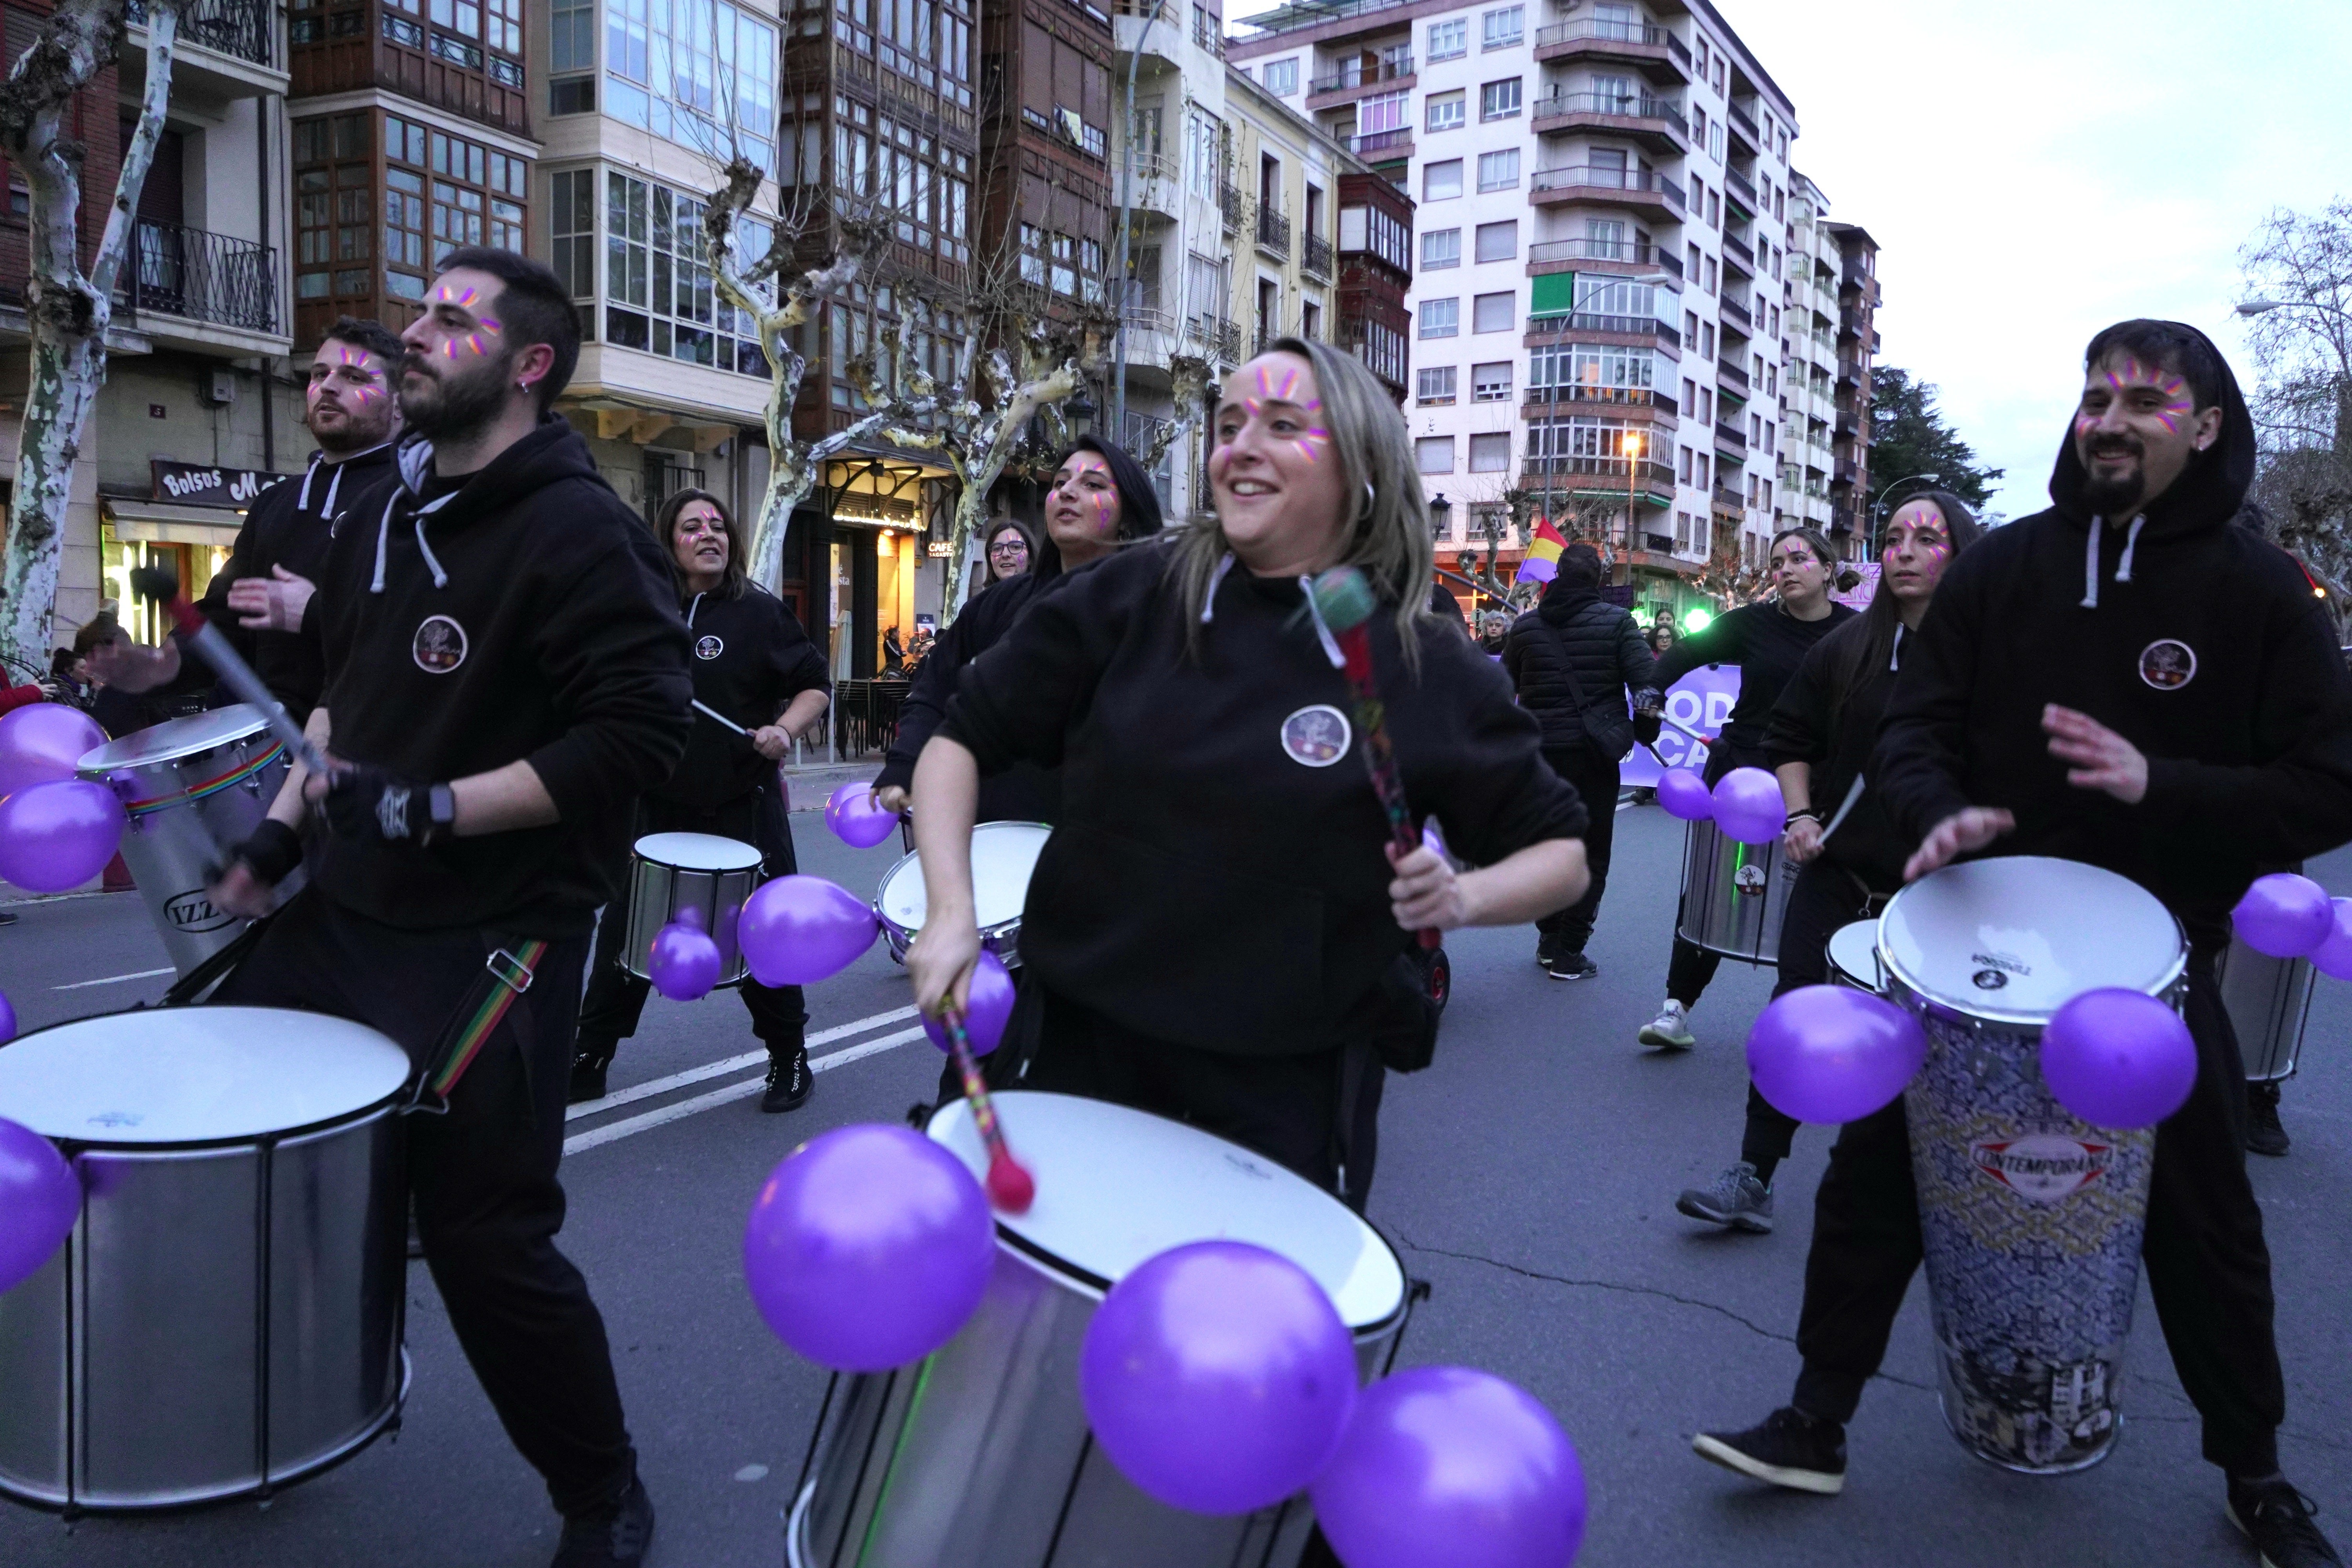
[74,703,276,772]
[872,820,1052,938]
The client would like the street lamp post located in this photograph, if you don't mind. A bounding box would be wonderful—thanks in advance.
[1867,469,1942,550]
[1624,430,1645,551]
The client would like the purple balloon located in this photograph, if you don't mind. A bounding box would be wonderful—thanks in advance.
[924,949,1015,1057]
[743,1123,995,1372]
[648,921,723,1001]
[2233,872,2334,959]
[1656,768,1713,822]
[0,1116,79,1295]
[1711,766,1784,846]
[0,703,104,802]
[0,989,13,1045]
[2040,987,2196,1130]
[0,779,127,893]
[1747,984,1927,1124]
[739,874,879,986]
[1081,1240,1357,1516]
[1312,1367,1586,1568]
[2311,899,2352,982]
[828,783,900,849]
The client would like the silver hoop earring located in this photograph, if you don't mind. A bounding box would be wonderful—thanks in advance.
[1361,481,1376,519]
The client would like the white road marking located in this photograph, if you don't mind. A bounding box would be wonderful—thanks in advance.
[52,966,175,991]
[565,1004,919,1123]
[563,1027,929,1155]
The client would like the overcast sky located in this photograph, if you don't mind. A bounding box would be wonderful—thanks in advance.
[1708,0,2352,521]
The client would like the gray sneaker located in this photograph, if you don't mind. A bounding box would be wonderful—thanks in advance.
[1677,1161,1775,1233]
[1639,1000,1697,1051]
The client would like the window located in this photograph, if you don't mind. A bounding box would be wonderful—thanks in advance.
[1185,107,1222,196]
[1479,78,1521,120]
[1421,228,1460,269]
[1469,432,1511,472]
[551,77,595,114]
[1422,160,1462,201]
[1474,219,1517,263]
[1426,18,1466,60]
[1481,5,1522,49]
[1420,296,1459,338]
[1530,342,1655,392]
[1472,361,1512,401]
[1472,290,1514,333]
[293,112,380,306]
[605,0,780,171]
[1417,366,1456,404]
[604,171,774,376]
[1359,89,1409,135]
[1424,89,1464,132]
[550,168,595,325]
[552,0,593,70]
[1476,149,1518,192]
[1263,57,1298,95]
[1417,437,1455,473]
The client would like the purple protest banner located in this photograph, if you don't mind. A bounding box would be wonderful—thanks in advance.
[1620,663,1741,788]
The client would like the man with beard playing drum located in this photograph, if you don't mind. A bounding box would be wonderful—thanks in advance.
[206,249,690,1568]
[1692,321,2352,1568]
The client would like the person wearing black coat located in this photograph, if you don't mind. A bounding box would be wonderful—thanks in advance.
[1694,321,2352,1568]
[1501,543,1658,977]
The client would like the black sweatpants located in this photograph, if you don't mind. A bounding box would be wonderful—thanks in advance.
[1738,857,1882,1171]
[576,786,808,1055]
[215,888,637,1517]
[1788,949,2285,1476]
[1662,742,1763,1008]
[1535,744,1619,953]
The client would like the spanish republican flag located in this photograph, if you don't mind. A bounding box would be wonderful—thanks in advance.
[1515,518,1570,584]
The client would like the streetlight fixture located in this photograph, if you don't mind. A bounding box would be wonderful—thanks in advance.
[1624,430,1645,548]
[1867,469,1942,550]
[1428,491,1452,544]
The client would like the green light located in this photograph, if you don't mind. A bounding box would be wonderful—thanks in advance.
[1682,608,1713,634]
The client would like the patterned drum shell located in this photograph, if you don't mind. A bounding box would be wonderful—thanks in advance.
[1675,817,1801,965]
[1877,856,2185,1474]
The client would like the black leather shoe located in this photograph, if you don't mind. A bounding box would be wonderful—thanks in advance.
[552,1474,655,1567]
[2249,1081,2291,1158]
[1693,1406,1846,1494]
[568,1051,614,1105]
[761,1044,811,1113]
[2230,1475,2343,1567]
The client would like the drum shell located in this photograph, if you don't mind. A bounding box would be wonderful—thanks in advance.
[1826,920,1881,992]
[78,717,298,978]
[2214,936,2314,1083]
[1675,817,1799,964]
[620,856,759,985]
[875,822,1050,969]
[0,1103,408,1510]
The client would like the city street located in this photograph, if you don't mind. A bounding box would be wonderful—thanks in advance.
[1,800,2348,1567]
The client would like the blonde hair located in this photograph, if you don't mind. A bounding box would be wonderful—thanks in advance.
[1172,336,1435,670]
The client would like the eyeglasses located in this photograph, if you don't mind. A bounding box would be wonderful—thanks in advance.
[989,542,1028,556]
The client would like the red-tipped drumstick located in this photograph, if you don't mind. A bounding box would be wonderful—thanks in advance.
[940,1006,1034,1213]
[1308,567,1441,950]
[127,566,331,775]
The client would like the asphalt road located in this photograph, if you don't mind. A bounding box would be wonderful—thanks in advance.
[1,802,2347,1568]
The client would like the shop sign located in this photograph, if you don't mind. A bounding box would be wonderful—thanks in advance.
[151,459,292,508]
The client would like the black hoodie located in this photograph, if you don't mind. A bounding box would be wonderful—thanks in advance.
[665,584,829,811]
[310,417,694,935]
[1873,328,2352,942]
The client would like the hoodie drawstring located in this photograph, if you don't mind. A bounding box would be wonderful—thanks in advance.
[2114,515,2145,583]
[2078,514,2150,609]
[1299,575,1346,669]
[1199,553,1237,622]
[370,487,459,593]
[296,451,321,512]
[1889,621,1905,673]
[687,592,705,628]
[321,459,346,520]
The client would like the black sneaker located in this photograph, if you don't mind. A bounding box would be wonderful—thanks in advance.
[0,910,18,927]
[552,1474,655,1567]
[2230,1477,2343,1568]
[1548,951,1598,981]
[761,1043,812,1113]
[1693,1407,1846,1495]
[568,1051,614,1105]
[2249,1082,2291,1158]
[1535,933,1566,970]
[1677,1161,1775,1233]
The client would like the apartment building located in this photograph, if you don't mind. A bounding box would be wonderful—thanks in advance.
[1823,217,1878,549]
[1230,0,1809,625]
[1775,169,1837,545]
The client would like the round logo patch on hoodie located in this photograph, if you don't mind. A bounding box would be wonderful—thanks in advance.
[413,615,467,674]
[695,635,724,660]
[1280,704,1352,767]
[2138,639,2196,691]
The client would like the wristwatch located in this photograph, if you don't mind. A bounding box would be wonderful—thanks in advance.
[427,782,457,835]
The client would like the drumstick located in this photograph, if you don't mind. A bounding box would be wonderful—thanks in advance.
[1818,774,1867,840]
[692,698,748,735]
[940,1006,1034,1214]
[127,567,330,775]
[1307,568,1441,952]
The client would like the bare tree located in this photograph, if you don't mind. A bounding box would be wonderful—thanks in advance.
[2238,201,2352,629]
[0,0,180,666]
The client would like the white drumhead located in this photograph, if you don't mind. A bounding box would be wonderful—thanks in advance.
[77,703,272,773]
[0,1007,410,1143]
[1879,856,2183,1023]
[634,831,762,872]
[1827,921,1880,986]
[878,821,1051,933]
[929,1091,1406,1330]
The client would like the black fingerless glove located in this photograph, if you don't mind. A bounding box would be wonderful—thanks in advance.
[230,818,304,886]
[322,764,456,848]
[1632,691,1664,746]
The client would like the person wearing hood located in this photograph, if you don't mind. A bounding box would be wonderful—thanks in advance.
[204,249,688,1568]
[1502,541,1660,978]
[1694,321,2352,1568]
[86,318,406,722]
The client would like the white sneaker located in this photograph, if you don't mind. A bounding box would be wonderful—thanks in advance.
[1639,1000,1697,1051]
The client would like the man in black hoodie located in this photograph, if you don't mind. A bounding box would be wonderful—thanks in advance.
[1691,321,2352,1568]
[207,250,689,1568]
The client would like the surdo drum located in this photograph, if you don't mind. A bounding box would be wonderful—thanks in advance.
[1826,920,1881,991]
[1676,817,1801,964]
[2215,923,2317,1084]
[1877,857,2186,1474]
[76,705,297,978]
[875,821,1051,967]
[789,1093,1411,1568]
[621,832,764,986]
[0,1007,411,1511]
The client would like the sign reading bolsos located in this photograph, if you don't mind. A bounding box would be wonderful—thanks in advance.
[150,460,292,509]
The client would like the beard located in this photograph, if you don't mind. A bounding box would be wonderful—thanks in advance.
[307,398,395,456]
[398,349,513,443]
[2078,440,2145,516]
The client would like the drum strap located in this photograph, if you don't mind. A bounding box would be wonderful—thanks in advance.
[407,940,550,1114]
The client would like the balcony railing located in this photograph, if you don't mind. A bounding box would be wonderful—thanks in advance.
[1721,230,1754,272]
[1347,128,1414,156]
[1715,358,1749,398]
[1191,6,1224,56]
[1256,207,1290,257]
[1712,482,1745,512]
[1834,458,1860,486]
[129,0,272,68]
[1520,454,1677,491]
[1309,54,1412,94]
[1112,0,1177,17]
[1301,232,1334,279]
[1530,165,1684,211]
[1526,311,1681,347]
[127,220,279,335]
[1723,164,1757,213]
[1526,238,1681,277]
[1530,90,1685,134]
[1727,98,1760,144]
[1719,297,1753,335]
[1219,180,1243,230]
[1714,419,1748,457]
[1532,17,1690,66]
[1837,356,1863,385]
[1189,312,1242,363]
[1521,384,1677,417]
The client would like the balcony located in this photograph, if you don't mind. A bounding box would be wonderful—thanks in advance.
[1219,181,1243,231]
[1726,98,1760,152]
[1191,5,1225,56]
[1831,503,1860,535]
[1710,482,1746,515]
[1345,128,1415,159]
[1125,150,1181,220]
[1531,17,1690,84]
[1256,207,1291,258]
[1719,296,1753,337]
[1529,164,1684,220]
[1833,457,1860,487]
[1525,310,1681,349]
[1519,454,1678,501]
[129,0,272,67]
[1301,232,1334,280]
[1111,0,1180,66]
[1722,164,1757,219]
[1529,89,1686,154]
[1837,355,1862,387]
[1189,313,1242,365]
[128,0,284,99]
[1520,384,1677,418]
[1720,229,1754,276]
[1307,53,1414,108]
[1526,238,1681,279]
[1715,358,1749,399]
[1116,301,1180,367]
[123,220,283,347]
[1714,419,1748,459]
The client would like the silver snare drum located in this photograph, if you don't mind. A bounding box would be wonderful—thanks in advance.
[76,705,298,978]
[790,1092,1410,1568]
[621,832,764,987]
[1878,856,2187,1475]
[874,820,1051,967]
[1676,817,1800,964]
[2215,934,2316,1083]
[0,1007,412,1512]
[1826,920,1881,991]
